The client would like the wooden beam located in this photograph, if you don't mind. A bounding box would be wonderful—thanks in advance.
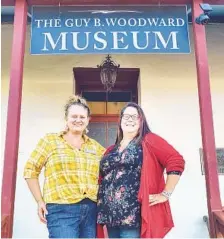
[74,67,140,73]
[192,0,222,237]
[90,114,119,122]
[1,0,27,237]
[25,0,224,5]
[2,0,224,7]
[27,0,192,5]
[77,81,136,86]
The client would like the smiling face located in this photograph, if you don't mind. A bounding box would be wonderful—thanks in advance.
[66,104,89,134]
[121,106,141,135]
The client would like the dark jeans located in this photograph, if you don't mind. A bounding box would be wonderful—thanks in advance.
[107,227,141,238]
[46,199,97,238]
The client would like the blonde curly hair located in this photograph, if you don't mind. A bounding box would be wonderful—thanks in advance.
[64,95,90,119]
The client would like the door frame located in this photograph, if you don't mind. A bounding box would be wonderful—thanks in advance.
[73,66,139,146]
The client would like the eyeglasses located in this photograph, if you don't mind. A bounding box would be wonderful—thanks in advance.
[122,114,139,121]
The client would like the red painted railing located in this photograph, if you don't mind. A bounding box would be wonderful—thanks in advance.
[1,215,10,238]
[213,209,224,238]
[204,209,224,238]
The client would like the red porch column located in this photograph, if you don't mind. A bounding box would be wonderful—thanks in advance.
[192,0,222,237]
[1,0,27,237]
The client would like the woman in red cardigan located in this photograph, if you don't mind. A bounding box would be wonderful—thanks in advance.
[97,102,185,238]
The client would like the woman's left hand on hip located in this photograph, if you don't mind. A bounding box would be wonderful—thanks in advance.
[149,194,168,206]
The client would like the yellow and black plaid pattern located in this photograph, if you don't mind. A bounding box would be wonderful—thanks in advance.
[24,133,105,204]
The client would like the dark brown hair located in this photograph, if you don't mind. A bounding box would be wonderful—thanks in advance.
[115,102,151,146]
[64,95,90,118]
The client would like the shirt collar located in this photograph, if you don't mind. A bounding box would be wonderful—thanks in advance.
[82,134,90,143]
[58,131,90,143]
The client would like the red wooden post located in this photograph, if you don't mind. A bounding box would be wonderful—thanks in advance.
[1,0,27,237]
[192,0,222,237]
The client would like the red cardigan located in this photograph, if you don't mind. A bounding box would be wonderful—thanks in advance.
[97,132,185,238]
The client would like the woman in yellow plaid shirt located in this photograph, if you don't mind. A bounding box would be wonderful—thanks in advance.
[24,95,105,238]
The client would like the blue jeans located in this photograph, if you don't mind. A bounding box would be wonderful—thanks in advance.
[107,227,141,238]
[46,199,97,238]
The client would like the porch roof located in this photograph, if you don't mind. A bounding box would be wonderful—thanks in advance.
[2,0,224,7]
[2,2,224,23]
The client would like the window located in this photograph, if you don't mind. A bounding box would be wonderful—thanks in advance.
[199,148,224,175]
[82,91,132,102]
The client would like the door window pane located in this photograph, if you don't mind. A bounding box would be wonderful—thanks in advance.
[88,122,106,147]
[108,122,118,146]
[88,122,118,148]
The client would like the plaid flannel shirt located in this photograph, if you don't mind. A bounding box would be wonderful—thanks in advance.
[24,132,105,204]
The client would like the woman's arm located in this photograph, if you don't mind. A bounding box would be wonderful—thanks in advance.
[26,178,43,203]
[26,178,48,223]
[147,133,185,206]
[164,174,181,194]
[148,133,185,173]
[24,136,50,223]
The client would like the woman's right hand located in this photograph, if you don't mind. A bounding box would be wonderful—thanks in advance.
[37,200,48,224]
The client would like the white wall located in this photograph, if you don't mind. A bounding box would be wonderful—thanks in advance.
[1,23,224,238]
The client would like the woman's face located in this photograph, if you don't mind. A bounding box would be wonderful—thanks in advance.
[66,105,89,134]
[121,106,140,135]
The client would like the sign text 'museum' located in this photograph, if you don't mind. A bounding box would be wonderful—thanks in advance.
[31,6,190,55]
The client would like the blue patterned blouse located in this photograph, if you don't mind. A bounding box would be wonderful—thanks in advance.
[97,142,143,228]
